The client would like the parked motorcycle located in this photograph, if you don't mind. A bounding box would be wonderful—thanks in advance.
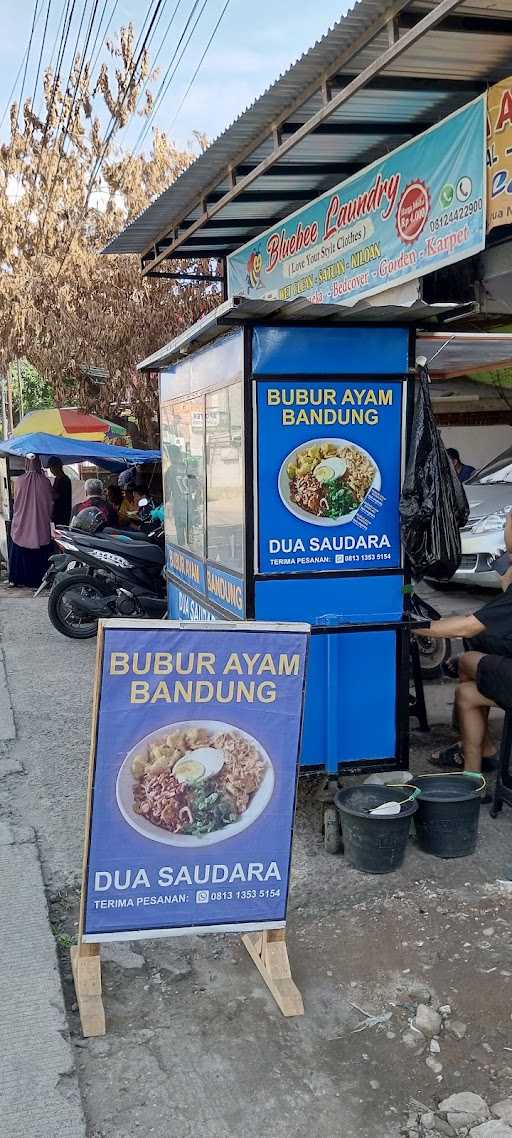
[48,507,166,638]
[33,551,79,598]
[411,590,451,681]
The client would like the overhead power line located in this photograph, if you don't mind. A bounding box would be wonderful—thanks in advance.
[89,0,119,78]
[39,0,102,239]
[133,0,208,154]
[167,0,230,134]
[31,0,75,191]
[17,0,41,127]
[55,0,167,274]
[29,0,53,117]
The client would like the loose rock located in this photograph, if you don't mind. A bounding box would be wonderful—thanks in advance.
[421,1112,436,1131]
[431,1120,456,1137]
[447,1021,468,1040]
[408,985,433,1006]
[430,1039,441,1054]
[439,1005,453,1018]
[440,1093,489,1130]
[416,1004,442,1039]
[468,1123,512,1137]
[426,1056,443,1075]
[493,1103,512,1125]
[101,943,145,970]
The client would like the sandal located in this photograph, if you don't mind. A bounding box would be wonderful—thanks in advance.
[429,742,465,769]
[429,742,497,771]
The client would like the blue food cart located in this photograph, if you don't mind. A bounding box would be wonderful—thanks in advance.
[153,298,417,844]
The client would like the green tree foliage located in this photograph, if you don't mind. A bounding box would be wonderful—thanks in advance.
[8,360,54,425]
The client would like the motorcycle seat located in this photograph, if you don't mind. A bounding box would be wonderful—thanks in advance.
[70,532,163,565]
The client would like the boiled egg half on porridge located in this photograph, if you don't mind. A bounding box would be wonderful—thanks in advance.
[174,746,225,784]
[314,456,347,484]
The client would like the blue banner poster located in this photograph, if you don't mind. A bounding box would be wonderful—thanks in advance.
[228,97,486,306]
[257,378,403,574]
[82,622,308,941]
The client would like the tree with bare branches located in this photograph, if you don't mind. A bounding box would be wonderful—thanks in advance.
[0,24,218,445]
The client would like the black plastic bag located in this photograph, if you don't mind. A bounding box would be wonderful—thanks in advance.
[400,364,469,581]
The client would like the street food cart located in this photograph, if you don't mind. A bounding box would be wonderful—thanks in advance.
[156,300,420,813]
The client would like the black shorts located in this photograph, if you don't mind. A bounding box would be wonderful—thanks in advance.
[477,655,512,711]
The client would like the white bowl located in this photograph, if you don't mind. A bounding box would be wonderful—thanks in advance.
[278,437,381,527]
[116,719,275,847]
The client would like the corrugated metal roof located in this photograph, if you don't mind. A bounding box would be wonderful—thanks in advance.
[136,295,471,370]
[105,0,512,272]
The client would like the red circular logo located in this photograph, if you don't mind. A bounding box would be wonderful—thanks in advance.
[396,180,430,243]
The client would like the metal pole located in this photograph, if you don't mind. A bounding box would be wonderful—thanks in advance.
[6,369,13,436]
[17,360,24,421]
[0,376,8,441]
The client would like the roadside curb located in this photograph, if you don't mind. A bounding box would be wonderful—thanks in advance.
[0,639,15,741]
[0,606,87,1138]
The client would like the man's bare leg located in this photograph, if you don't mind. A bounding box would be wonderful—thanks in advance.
[455,652,494,757]
[456,680,495,772]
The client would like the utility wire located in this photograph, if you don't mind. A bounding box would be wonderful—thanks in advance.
[17,0,41,127]
[0,2,46,130]
[46,0,69,73]
[89,0,119,78]
[134,0,207,154]
[39,0,102,238]
[47,0,90,156]
[31,0,74,198]
[29,0,53,116]
[55,0,166,273]
[112,0,183,139]
[167,0,230,134]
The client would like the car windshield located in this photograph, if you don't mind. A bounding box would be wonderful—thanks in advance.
[468,445,512,485]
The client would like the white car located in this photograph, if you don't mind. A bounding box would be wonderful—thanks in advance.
[455,446,512,589]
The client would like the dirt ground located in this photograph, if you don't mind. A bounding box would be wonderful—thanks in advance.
[2,585,512,1138]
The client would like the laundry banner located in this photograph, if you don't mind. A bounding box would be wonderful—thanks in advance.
[487,77,512,232]
[81,621,308,942]
[228,97,486,307]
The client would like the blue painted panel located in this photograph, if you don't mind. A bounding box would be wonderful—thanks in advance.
[255,576,400,769]
[299,630,397,769]
[255,573,404,623]
[252,325,409,376]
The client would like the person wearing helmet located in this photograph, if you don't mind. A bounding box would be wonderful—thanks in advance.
[72,478,116,527]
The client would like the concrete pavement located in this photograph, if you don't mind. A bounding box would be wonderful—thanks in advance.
[0,592,86,1138]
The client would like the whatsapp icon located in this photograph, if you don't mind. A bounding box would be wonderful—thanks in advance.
[440,183,454,208]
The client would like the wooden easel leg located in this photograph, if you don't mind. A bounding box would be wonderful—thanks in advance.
[242,928,304,1017]
[71,942,106,1037]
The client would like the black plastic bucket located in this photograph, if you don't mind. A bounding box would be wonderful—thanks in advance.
[334,785,418,874]
[412,773,485,858]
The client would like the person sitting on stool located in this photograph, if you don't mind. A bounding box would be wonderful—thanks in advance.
[414,512,512,772]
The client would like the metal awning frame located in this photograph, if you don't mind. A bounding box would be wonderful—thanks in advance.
[134,0,484,278]
[136,295,477,371]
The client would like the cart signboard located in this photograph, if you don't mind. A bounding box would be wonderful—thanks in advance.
[80,621,308,943]
[256,378,403,574]
[228,97,486,307]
